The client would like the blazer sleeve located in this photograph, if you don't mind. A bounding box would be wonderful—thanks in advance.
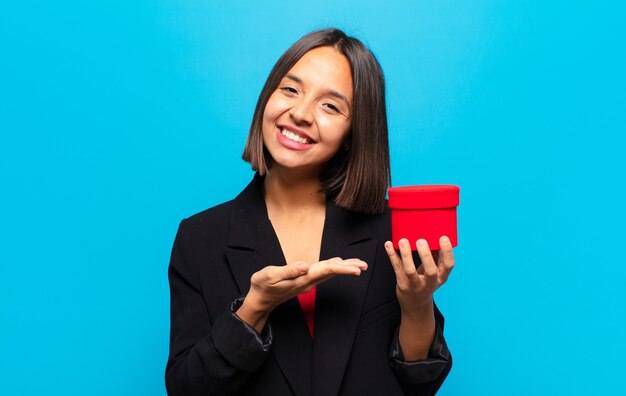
[165,220,273,396]
[388,303,452,395]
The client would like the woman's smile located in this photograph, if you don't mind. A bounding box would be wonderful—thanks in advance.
[275,124,316,150]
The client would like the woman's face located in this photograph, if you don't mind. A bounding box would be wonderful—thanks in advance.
[262,46,353,173]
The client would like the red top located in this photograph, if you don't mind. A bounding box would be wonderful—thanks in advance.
[297,286,316,338]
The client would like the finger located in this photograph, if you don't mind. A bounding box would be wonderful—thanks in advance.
[384,241,408,286]
[384,241,402,272]
[319,257,366,270]
[331,259,367,273]
[416,239,438,290]
[340,258,368,270]
[438,236,455,283]
[398,238,419,281]
[267,262,309,284]
[308,259,364,281]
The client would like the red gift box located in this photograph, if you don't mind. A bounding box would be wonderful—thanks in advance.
[388,185,460,250]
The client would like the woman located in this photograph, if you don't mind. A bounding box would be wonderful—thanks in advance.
[165,28,454,396]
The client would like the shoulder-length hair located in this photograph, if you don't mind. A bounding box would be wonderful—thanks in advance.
[242,28,390,214]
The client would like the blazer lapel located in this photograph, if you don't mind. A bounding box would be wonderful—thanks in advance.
[312,202,377,396]
[224,174,313,396]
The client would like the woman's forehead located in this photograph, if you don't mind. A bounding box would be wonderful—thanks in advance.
[284,47,353,100]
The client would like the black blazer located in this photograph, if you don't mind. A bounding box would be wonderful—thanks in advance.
[165,174,451,396]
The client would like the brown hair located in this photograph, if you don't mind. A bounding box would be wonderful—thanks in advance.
[242,28,390,214]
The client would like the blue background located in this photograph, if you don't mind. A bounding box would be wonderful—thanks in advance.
[2,1,625,394]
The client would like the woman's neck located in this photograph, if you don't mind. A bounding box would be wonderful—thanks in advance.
[263,168,326,213]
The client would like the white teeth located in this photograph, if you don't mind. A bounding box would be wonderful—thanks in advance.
[281,128,310,144]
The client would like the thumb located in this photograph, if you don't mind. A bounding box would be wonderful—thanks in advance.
[278,261,309,280]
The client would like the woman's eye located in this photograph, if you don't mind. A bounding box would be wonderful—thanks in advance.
[279,86,297,94]
[324,103,340,113]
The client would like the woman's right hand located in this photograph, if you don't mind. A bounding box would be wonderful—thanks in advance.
[236,258,367,332]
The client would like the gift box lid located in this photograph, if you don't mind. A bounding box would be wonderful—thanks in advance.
[388,185,460,209]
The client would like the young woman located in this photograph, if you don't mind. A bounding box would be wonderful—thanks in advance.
[165,28,454,396]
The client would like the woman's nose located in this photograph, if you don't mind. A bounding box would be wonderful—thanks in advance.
[289,97,314,125]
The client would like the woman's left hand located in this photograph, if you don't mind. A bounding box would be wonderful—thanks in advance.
[384,236,455,314]
[384,236,455,360]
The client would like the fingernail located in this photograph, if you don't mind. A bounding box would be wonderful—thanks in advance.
[298,263,309,272]
[418,239,427,247]
[384,241,392,249]
[400,239,408,247]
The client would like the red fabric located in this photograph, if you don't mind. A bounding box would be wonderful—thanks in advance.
[297,286,316,338]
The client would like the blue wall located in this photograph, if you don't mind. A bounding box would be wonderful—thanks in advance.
[2,1,625,394]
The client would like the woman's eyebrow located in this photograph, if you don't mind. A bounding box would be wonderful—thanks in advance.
[285,73,303,84]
